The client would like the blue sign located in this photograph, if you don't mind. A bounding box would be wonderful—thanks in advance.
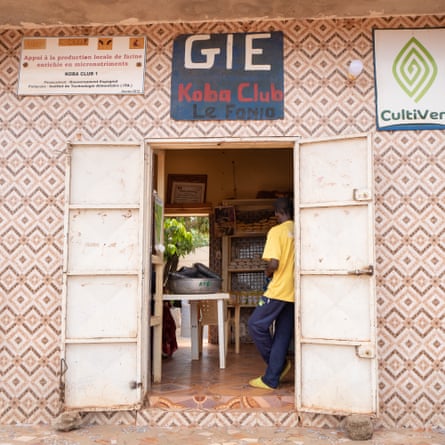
[171,32,284,121]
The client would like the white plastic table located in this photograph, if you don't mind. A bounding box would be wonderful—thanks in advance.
[163,292,229,368]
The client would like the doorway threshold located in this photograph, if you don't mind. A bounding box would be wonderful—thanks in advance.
[146,340,294,411]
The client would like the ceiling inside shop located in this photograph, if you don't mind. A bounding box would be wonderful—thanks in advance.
[1,0,444,28]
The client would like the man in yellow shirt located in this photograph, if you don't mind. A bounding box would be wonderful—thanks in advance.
[248,197,295,389]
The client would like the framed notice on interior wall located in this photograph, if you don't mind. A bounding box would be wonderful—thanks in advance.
[167,174,207,204]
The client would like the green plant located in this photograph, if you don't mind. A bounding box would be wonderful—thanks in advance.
[164,218,194,261]
[173,216,209,248]
[163,217,210,286]
[163,218,194,285]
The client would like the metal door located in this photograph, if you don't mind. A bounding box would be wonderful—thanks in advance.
[61,142,150,410]
[295,134,377,415]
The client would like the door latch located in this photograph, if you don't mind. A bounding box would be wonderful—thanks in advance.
[129,381,142,389]
[356,343,376,358]
[347,265,374,276]
[353,188,372,201]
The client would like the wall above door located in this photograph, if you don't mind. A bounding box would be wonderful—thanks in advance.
[1,0,444,28]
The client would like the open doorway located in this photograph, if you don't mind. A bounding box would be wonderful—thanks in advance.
[148,145,296,409]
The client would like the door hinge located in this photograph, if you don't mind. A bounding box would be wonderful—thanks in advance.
[58,358,68,410]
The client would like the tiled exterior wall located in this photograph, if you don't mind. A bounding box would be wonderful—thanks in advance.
[1,15,444,429]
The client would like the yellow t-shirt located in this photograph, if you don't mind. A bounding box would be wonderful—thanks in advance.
[262,220,295,302]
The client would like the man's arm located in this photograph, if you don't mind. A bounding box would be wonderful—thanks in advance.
[265,258,279,278]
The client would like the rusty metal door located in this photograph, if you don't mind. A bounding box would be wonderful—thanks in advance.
[295,134,377,415]
[61,142,150,410]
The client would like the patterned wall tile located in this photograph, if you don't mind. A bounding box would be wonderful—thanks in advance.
[1,15,445,429]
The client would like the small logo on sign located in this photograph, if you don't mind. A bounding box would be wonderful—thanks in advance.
[98,38,113,50]
[23,38,46,50]
[392,37,437,103]
[129,37,144,49]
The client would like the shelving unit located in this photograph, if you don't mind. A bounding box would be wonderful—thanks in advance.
[221,199,275,353]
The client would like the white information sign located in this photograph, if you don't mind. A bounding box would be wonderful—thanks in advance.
[18,36,146,95]
[374,28,445,131]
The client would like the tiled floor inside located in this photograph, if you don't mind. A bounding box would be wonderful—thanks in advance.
[147,336,295,411]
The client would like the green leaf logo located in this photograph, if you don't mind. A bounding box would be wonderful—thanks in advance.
[392,37,437,103]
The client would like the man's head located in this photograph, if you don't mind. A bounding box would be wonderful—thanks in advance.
[274,197,293,223]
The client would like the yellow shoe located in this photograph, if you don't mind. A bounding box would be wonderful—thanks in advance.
[280,359,292,382]
[249,377,274,390]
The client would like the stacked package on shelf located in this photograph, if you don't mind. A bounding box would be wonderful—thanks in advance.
[229,290,263,306]
[235,214,276,234]
[228,258,267,270]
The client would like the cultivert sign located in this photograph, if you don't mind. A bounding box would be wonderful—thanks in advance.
[373,28,445,131]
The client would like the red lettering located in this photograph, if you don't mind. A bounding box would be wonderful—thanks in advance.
[259,90,270,101]
[253,83,258,101]
[180,82,282,104]
[192,90,203,101]
[220,90,231,102]
[178,82,232,102]
[204,83,218,101]
[178,83,192,101]
[238,82,283,103]
[238,82,252,102]
[271,83,283,101]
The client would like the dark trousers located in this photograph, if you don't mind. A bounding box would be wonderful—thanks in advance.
[247,297,294,388]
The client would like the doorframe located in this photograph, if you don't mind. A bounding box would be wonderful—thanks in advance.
[146,137,299,384]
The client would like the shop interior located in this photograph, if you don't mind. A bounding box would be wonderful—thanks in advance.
[148,145,295,406]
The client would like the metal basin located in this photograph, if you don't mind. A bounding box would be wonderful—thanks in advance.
[167,276,221,294]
